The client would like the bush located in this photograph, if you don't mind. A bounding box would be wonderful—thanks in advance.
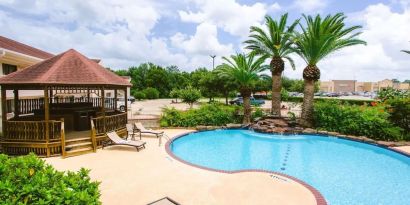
[385,97,410,139]
[142,87,160,99]
[160,103,242,127]
[287,96,375,106]
[0,153,101,204]
[133,91,146,100]
[169,88,181,102]
[313,101,404,141]
[179,86,201,108]
[378,87,409,102]
[252,108,264,120]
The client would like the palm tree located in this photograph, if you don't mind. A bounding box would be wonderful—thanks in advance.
[402,50,410,54]
[216,53,268,124]
[292,13,366,127]
[244,14,299,117]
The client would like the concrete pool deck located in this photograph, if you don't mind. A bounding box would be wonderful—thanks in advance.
[45,129,319,205]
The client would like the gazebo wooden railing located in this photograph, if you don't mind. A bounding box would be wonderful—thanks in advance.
[1,120,64,157]
[6,97,117,114]
[91,112,127,147]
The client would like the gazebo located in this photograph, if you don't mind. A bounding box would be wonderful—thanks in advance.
[0,49,132,157]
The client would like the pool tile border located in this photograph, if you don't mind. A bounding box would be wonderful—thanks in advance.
[165,131,328,205]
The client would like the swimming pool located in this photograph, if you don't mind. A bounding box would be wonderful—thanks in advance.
[169,129,410,205]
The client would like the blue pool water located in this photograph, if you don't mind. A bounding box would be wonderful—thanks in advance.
[170,129,410,205]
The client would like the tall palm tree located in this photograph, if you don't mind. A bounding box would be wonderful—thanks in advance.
[244,14,299,117]
[216,53,268,124]
[292,13,366,127]
[402,50,410,54]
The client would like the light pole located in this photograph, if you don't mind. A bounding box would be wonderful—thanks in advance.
[210,55,216,69]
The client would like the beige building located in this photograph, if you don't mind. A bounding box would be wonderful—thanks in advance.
[320,79,410,92]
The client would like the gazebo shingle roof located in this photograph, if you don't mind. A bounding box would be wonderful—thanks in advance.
[0,49,131,87]
[0,36,54,59]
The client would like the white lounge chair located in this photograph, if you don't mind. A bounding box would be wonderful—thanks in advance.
[134,122,164,140]
[104,131,146,151]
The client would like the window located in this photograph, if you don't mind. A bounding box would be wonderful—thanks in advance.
[2,64,17,75]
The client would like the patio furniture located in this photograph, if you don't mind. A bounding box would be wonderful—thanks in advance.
[126,123,136,140]
[147,197,180,205]
[103,131,146,151]
[134,122,164,140]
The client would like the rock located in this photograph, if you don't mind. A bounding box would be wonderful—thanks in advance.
[226,123,243,129]
[328,132,340,136]
[318,130,328,135]
[377,141,397,147]
[303,128,317,134]
[196,126,207,131]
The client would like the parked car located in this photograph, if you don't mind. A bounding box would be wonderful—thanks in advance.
[326,92,340,97]
[229,97,265,106]
[116,98,134,111]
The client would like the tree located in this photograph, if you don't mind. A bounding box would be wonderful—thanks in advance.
[180,86,202,109]
[216,53,267,124]
[169,88,181,103]
[292,13,366,127]
[402,42,410,54]
[244,14,299,117]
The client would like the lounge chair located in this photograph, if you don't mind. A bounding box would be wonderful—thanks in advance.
[134,122,164,140]
[126,123,136,140]
[103,131,146,151]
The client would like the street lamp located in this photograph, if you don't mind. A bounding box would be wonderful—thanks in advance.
[210,55,216,69]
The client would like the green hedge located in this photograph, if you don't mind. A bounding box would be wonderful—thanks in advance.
[160,104,242,127]
[385,97,410,137]
[313,101,404,141]
[287,96,375,106]
[0,153,101,204]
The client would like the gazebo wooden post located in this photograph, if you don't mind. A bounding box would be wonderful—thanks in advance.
[101,87,106,133]
[124,87,128,123]
[1,87,7,136]
[44,86,50,157]
[13,89,19,119]
[114,89,118,111]
[87,88,90,103]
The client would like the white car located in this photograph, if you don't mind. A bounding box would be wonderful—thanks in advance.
[117,98,134,111]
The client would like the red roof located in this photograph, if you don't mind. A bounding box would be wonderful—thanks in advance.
[0,36,54,59]
[0,49,131,87]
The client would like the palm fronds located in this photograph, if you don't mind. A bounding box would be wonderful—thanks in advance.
[292,13,367,65]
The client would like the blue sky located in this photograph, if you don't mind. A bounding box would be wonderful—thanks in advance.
[0,0,409,81]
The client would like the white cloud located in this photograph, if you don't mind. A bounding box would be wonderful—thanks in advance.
[171,22,234,69]
[284,3,410,81]
[178,0,276,37]
[292,0,327,13]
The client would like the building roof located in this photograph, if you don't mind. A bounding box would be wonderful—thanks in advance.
[0,36,54,59]
[0,49,131,87]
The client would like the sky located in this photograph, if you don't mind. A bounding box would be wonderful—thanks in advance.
[0,0,409,81]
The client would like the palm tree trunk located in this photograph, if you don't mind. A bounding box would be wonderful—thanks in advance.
[271,71,282,117]
[270,57,284,117]
[241,90,252,124]
[301,79,315,127]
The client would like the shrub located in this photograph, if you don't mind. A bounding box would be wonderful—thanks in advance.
[160,103,241,127]
[281,89,289,101]
[142,87,160,99]
[252,108,264,120]
[133,91,146,100]
[378,87,409,102]
[287,96,375,106]
[169,88,181,102]
[385,97,410,139]
[179,86,202,108]
[313,101,404,141]
[0,153,101,204]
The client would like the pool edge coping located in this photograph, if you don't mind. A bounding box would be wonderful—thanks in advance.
[165,130,328,205]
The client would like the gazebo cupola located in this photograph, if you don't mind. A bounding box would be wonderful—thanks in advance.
[0,49,131,157]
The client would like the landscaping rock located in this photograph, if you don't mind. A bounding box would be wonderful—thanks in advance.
[196,126,207,131]
[226,123,243,129]
[318,130,329,135]
[302,128,317,134]
[328,132,340,136]
[377,141,397,147]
